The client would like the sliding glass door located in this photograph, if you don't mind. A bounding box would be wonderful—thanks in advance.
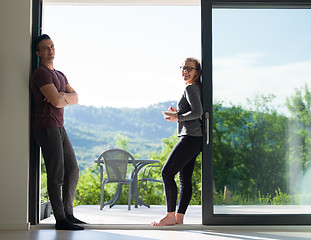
[201,0,311,225]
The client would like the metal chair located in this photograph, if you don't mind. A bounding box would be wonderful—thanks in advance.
[96,149,136,210]
[138,165,163,201]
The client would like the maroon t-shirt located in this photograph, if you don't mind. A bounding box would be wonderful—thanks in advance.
[31,64,69,130]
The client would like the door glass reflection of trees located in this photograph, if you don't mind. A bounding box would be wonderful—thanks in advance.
[212,9,311,211]
[212,85,311,207]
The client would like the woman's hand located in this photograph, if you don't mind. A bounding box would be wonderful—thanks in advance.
[168,106,177,112]
[166,114,178,122]
[164,106,178,122]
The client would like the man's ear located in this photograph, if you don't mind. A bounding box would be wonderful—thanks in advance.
[35,50,40,57]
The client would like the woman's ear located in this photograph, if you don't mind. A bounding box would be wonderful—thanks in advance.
[193,73,199,81]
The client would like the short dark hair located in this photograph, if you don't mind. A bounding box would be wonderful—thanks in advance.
[34,34,51,51]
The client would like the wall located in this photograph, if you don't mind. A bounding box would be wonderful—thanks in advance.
[0,0,32,230]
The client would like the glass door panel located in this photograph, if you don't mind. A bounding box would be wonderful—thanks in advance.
[212,9,311,215]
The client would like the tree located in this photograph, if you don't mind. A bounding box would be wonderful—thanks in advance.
[286,84,311,172]
[244,95,288,196]
[74,165,101,206]
[115,133,130,151]
[213,95,288,200]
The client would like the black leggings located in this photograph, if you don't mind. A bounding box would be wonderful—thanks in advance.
[161,135,202,214]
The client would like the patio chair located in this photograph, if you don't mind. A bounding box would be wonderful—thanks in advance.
[138,165,163,201]
[96,149,136,210]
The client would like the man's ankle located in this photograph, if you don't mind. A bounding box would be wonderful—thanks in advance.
[66,214,86,224]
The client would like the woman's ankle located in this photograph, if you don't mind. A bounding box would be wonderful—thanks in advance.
[166,212,176,218]
[175,213,184,224]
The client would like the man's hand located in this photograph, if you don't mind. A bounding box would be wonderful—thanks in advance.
[40,85,68,108]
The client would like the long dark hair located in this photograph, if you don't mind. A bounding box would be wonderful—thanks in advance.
[184,57,202,96]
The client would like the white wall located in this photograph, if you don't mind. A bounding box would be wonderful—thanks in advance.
[0,0,32,230]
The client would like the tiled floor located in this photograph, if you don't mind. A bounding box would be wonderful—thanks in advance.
[16,205,310,240]
[1,226,311,240]
[40,204,311,225]
[39,205,201,225]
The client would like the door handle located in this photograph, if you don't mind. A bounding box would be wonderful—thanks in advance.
[205,112,209,145]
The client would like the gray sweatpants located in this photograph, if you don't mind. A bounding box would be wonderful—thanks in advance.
[34,127,79,221]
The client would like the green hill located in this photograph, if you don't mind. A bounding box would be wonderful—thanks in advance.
[64,101,177,169]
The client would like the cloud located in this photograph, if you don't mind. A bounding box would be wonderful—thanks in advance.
[213,53,311,113]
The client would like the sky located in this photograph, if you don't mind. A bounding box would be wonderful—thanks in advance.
[43,5,311,112]
[212,9,311,114]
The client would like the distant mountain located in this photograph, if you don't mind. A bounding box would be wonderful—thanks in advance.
[63,101,177,169]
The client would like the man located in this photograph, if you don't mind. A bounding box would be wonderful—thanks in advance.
[31,34,85,230]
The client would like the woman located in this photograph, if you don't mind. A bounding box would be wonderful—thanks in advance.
[152,57,203,226]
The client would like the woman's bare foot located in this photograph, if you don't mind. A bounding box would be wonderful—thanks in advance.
[151,212,177,226]
[175,213,184,224]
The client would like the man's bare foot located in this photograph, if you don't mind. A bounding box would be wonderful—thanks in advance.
[175,213,184,224]
[151,212,177,226]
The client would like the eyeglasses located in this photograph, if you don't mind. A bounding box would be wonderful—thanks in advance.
[180,66,197,72]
